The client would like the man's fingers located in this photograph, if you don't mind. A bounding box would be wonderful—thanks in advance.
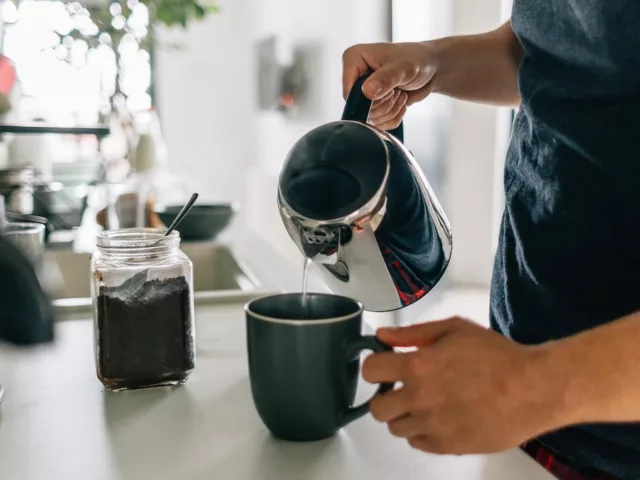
[362,351,408,383]
[342,45,382,99]
[342,59,371,100]
[377,318,467,348]
[387,414,425,438]
[370,90,401,119]
[370,387,412,423]
[373,89,397,106]
[371,93,408,124]
[367,91,398,119]
[406,83,435,106]
[363,61,416,100]
[376,108,407,131]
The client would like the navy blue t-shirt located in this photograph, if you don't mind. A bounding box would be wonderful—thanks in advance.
[490,1,640,478]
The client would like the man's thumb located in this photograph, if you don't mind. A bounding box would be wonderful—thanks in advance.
[376,318,461,347]
[362,62,411,100]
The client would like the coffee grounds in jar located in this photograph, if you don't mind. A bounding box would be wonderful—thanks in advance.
[96,275,194,390]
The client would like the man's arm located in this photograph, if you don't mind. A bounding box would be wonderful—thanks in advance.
[543,311,640,426]
[431,21,524,106]
[342,21,523,129]
[361,311,640,455]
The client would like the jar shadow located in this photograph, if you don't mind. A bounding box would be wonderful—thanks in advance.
[101,385,204,476]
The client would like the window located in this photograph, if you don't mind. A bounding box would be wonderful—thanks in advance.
[1,0,153,126]
[391,0,452,204]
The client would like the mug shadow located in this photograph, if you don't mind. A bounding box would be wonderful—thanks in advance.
[208,431,347,480]
[179,374,356,480]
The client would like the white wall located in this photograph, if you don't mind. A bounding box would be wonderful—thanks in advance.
[155,0,255,207]
[248,0,389,176]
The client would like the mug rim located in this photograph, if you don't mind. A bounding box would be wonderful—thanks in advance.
[245,292,364,325]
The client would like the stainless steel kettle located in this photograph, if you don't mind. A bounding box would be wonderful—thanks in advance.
[278,74,452,311]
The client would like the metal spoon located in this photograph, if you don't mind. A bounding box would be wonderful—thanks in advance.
[115,193,199,300]
[148,192,199,247]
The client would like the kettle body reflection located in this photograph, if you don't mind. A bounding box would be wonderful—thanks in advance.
[277,75,453,312]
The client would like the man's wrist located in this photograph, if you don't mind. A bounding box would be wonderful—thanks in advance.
[546,312,640,425]
[520,340,586,433]
[528,323,630,429]
[423,37,450,95]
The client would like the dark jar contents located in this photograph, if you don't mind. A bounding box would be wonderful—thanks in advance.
[96,275,195,391]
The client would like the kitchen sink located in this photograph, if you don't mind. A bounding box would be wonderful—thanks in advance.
[45,242,266,314]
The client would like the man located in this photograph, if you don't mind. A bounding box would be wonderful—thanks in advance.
[342,2,640,479]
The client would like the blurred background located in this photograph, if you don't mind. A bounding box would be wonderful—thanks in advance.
[0,0,515,325]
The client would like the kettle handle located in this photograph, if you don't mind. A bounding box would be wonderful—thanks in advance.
[341,73,404,143]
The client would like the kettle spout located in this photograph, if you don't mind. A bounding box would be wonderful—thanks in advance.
[298,224,351,266]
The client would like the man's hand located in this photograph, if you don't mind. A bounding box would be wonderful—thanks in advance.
[363,318,569,455]
[342,22,523,126]
[342,42,439,130]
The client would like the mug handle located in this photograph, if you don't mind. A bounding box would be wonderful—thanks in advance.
[341,73,404,143]
[340,335,396,427]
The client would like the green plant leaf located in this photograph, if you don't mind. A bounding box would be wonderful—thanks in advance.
[138,0,220,27]
[156,8,174,26]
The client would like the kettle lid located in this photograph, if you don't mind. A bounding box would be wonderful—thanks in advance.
[280,121,388,221]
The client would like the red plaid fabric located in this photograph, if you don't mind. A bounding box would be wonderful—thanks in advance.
[521,440,617,480]
[379,244,429,306]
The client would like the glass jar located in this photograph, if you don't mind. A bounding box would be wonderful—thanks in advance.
[91,228,195,391]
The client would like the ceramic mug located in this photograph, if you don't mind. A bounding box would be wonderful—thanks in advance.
[245,292,395,441]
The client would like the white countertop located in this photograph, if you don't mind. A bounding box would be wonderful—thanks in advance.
[0,303,554,480]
